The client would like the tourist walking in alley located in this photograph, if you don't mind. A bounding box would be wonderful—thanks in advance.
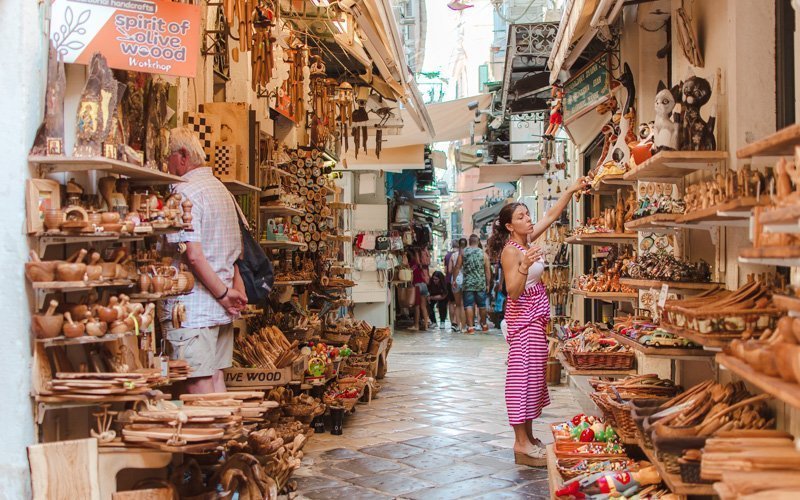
[456,234,491,333]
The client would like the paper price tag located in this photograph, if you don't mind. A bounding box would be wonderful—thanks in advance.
[658,284,669,308]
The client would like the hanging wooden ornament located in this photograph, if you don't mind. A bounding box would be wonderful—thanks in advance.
[676,1,703,67]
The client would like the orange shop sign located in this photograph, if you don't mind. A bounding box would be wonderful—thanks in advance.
[50,0,201,77]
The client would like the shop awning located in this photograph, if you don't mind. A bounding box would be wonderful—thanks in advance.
[478,162,545,183]
[381,94,492,149]
[547,0,623,84]
[341,144,425,171]
[472,201,506,230]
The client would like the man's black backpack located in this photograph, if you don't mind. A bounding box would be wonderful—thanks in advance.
[231,196,273,304]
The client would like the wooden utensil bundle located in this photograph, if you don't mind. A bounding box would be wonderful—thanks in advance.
[232,325,298,370]
[702,437,800,481]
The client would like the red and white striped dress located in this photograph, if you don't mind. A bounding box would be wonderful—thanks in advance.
[504,240,551,426]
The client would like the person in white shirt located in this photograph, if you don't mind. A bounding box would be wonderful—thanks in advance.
[161,126,248,394]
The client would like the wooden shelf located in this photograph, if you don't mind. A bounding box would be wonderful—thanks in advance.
[759,205,800,234]
[661,324,732,349]
[592,251,609,259]
[570,289,638,302]
[31,280,134,291]
[589,174,635,194]
[36,331,137,347]
[259,240,305,251]
[29,155,183,184]
[565,233,637,246]
[223,180,261,195]
[737,124,800,158]
[717,353,800,409]
[274,280,313,286]
[619,278,723,292]
[675,197,762,226]
[638,438,715,496]
[608,331,712,358]
[773,294,800,315]
[622,151,728,182]
[624,213,680,231]
[328,202,354,210]
[740,246,800,266]
[556,352,637,376]
[260,205,305,216]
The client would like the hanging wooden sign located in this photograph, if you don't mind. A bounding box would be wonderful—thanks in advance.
[50,0,201,77]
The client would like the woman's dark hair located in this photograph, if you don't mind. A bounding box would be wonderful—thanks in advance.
[458,238,467,249]
[487,202,526,259]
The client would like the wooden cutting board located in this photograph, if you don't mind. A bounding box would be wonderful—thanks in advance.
[28,438,99,500]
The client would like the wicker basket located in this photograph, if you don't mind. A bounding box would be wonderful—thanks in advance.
[324,395,358,411]
[323,333,352,344]
[557,458,638,480]
[569,350,635,370]
[656,449,681,474]
[588,393,618,427]
[679,460,712,484]
[553,440,627,459]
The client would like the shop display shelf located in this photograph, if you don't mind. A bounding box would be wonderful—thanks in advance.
[274,280,313,286]
[592,251,610,259]
[556,352,637,376]
[672,197,761,229]
[565,233,637,246]
[323,234,354,242]
[588,174,635,194]
[31,280,135,291]
[259,240,306,251]
[737,123,800,158]
[624,213,680,231]
[637,438,715,496]
[622,151,728,182]
[260,204,305,216]
[661,324,731,349]
[36,331,136,347]
[773,294,800,316]
[619,278,723,292]
[717,353,800,409]
[570,289,638,303]
[29,155,183,184]
[223,180,261,195]
[547,444,562,498]
[34,228,180,258]
[328,202,354,210]
[608,331,712,359]
[739,246,800,266]
[759,205,800,234]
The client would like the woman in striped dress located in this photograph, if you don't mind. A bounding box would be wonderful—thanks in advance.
[488,177,587,466]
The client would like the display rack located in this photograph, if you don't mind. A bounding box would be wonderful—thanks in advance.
[638,438,715,496]
[589,174,635,194]
[622,151,728,182]
[260,204,305,216]
[29,155,184,184]
[36,331,137,347]
[717,353,800,409]
[618,278,722,292]
[608,331,712,358]
[570,289,638,302]
[661,325,730,349]
[259,240,306,250]
[223,180,261,195]
[737,123,800,158]
[624,214,680,231]
[565,233,637,246]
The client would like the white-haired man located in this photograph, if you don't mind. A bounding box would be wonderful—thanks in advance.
[161,126,248,394]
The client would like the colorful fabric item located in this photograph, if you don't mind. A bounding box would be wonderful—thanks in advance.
[462,247,487,291]
[503,240,551,426]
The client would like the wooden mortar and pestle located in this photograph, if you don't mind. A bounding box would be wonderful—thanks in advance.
[32,300,64,339]
[85,252,103,282]
[140,303,156,331]
[25,250,59,283]
[85,312,108,337]
[62,312,86,338]
[94,297,120,323]
[101,249,128,280]
[56,248,88,282]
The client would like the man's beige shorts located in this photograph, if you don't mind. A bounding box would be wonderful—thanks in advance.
[163,323,234,378]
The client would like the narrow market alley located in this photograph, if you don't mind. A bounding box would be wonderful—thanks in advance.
[294,328,580,500]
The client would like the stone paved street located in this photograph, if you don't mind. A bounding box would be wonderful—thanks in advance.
[294,328,580,499]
